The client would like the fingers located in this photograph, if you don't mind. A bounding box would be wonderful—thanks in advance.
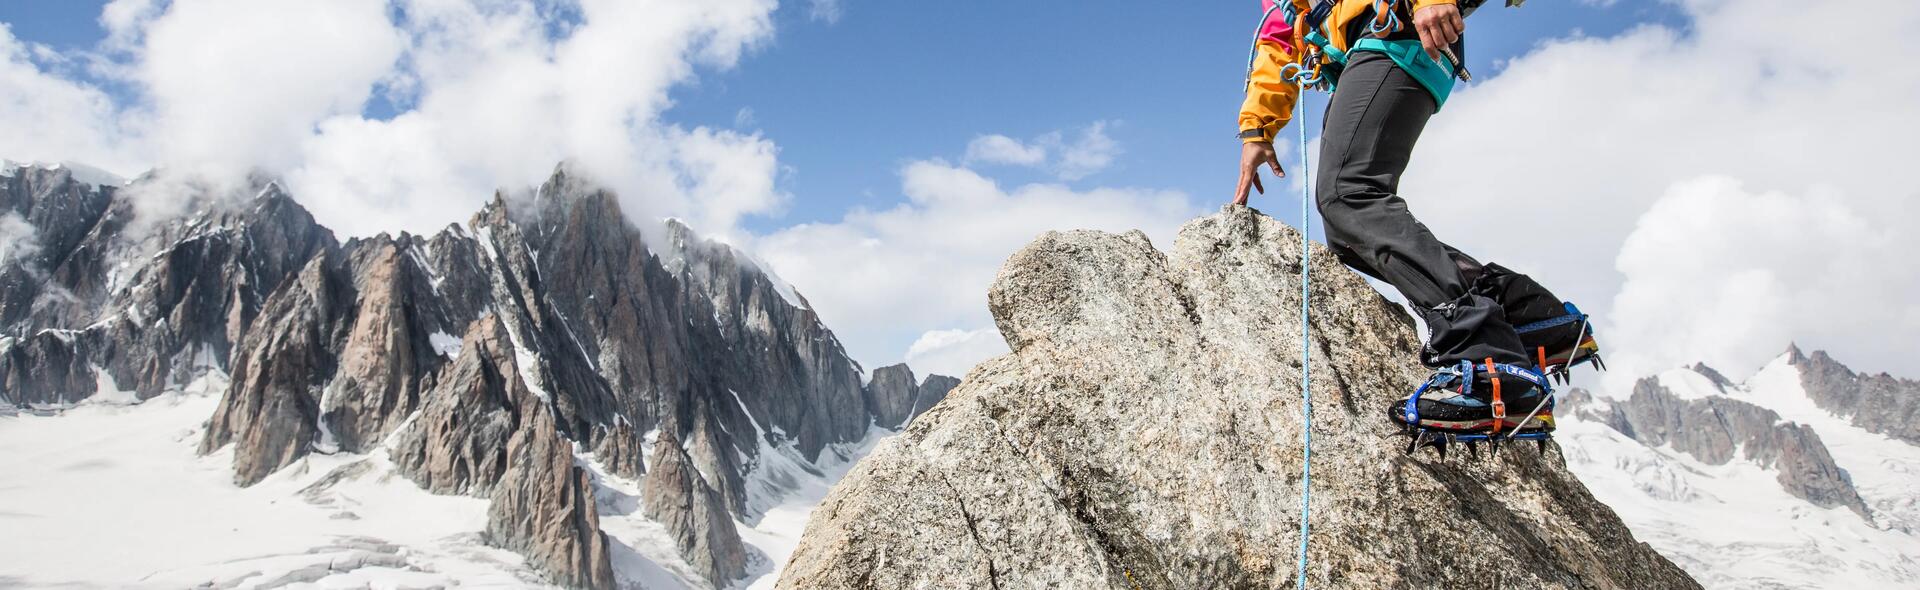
[1418,19,1443,63]
[1449,10,1466,43]
[1438,14,1461,48]
[1252,171,1265,195]
[1234,168,1252,205]
[1266,151,1286,179]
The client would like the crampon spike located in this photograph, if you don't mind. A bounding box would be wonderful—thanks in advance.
[1466,440,1481,460]
[1536,439,1550,455]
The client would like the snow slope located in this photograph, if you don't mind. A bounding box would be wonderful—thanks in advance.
[1564,354,1920,589]
[0,390,547,589]
[0,385,891,590]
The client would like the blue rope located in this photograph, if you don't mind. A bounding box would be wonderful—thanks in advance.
[1294,77,1315,590]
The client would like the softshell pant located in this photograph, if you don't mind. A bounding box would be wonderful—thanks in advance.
[1315,51,1565,368]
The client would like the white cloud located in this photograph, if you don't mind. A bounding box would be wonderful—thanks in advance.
[905,328,1009,380]
[808,0,844,24]
[4,0,787,240]
[0,213,42,267]
[756,159,1199,370]
[0,25,144,177]
[961,122,1122,181]
[1397,0,1920,379]
[134,0,405,176]
[964,135,1047,167]
[1054,121,1119,181]
[1604,177,1919,390]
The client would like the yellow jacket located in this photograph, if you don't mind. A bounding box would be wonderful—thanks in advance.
[1240,0,1458,143]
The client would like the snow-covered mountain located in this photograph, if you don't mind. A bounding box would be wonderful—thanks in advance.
[0,161,954,589]
[1561,347,1920,589]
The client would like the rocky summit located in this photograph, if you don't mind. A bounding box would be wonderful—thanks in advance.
[779,206,1697,589]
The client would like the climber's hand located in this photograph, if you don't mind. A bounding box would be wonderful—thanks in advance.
[1234,141,1284,206]
[1414,3,1465,65]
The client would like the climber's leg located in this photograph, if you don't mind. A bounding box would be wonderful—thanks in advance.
[1313,51,1524,367]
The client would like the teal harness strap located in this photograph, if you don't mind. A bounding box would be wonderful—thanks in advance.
[1348,38,1459,108]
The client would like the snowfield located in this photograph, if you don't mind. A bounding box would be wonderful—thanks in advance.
[0,383,881,589]
[8,348,1915,589]
[1563,353,1920,589]
[0,389,543,589]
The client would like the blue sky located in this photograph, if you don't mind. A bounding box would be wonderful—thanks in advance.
[1,0,1683,236]
[21,0,1909,386]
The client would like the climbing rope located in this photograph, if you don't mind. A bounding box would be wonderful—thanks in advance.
[1288,69,1316,590]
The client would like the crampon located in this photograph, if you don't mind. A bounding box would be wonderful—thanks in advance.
[1389,358,1559,459]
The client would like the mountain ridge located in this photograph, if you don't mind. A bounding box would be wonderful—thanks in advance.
[0,161,954,589]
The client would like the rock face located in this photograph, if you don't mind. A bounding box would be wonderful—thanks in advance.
[915,374,959,417]
[779,207,1696,589]
[643,429,749,586]
[1790,346,1920,445]
[2,169,337,406]
[487,392,617,590]
[862,364,919,429]
[861,363,956,429]
[389,315,524,495]
[1568,369,1873,518]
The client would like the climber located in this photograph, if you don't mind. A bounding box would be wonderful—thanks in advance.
[1230,0,1602,450]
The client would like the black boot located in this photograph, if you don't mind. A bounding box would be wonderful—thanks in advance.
[1472,264,1602,376]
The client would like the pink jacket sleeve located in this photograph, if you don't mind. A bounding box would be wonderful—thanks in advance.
[1258,0,1299,54]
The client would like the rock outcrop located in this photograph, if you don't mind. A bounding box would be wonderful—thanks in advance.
[915,374,959,418]
[862,364,919,429]
[643,429,749,586]
[779,207,1696,589]
[861,363,956,429]
[487,393,617,590]
[1569,368,1873,518]
[390,315,524,495]
[1790,346,1920,445]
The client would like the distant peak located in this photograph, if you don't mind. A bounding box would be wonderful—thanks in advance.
[1689,362,1735,390]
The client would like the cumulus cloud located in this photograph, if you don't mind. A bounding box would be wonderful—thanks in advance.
[1604,177,1919,390]
[755,158,1199,370]
[5,0,787,240]
[906,328,1008,380]
[1397,0,1920,380]
[808,0,844,24]
[0,25,144,177]
[962,122,1122,181]
[964,135,1048,167]
[133,0,405,176]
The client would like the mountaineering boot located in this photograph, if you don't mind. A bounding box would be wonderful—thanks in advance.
[1471,264,1604,379]
[1516,302,1602,382]
[1388,359,1554,435]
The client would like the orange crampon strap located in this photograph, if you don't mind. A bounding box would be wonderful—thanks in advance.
[1485,358,1505,436]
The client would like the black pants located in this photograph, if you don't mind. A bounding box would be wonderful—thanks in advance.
[1315,52,1566,367]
